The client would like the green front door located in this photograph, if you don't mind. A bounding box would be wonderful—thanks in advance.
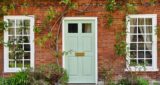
[64,19,96,83]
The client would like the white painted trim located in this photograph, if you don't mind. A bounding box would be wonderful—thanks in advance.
[62,17,98,84]
[126,14,158,72]
[3,15,35,72]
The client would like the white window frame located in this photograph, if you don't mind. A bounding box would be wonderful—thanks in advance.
[3,16,35,72]
[126,14,158,71]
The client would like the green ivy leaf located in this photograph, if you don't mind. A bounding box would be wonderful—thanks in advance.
[33,26,41,33]
[60,0,70,4]
[46,6,56,21]
[1,5,8,14]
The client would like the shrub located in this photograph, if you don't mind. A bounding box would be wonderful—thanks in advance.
[117,77,149,85]
[28,64,68,85]
[0,64,68,85]
[0,70,29,85]
[136,77,149,85]
[117,78,131,85]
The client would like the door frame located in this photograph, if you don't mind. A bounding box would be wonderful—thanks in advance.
[62,17,98,84]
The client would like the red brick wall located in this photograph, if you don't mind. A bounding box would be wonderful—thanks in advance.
[1,0,160,81]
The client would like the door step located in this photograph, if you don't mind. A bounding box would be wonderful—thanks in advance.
[68,84,96,85]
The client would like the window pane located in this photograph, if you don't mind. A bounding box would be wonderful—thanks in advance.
[16,44,23,51]
[16,36,23,43]
[146,35,152,42]
[146,26,152,33]
[9,36,15,42]
[23,36,30,43]
[138,51,144,58]
[8,28,15,35]
[138,18,144,25]
[138,59,144,65]
[130,51,137,58]
[130,35,137,42]
[146,51,152,58]
[9,61,15,68]
[82,23,91,33]
[9,52,15,59]
[24,44,30,51]
[130,59,137,66]
[24,61,30,68]
[24,20,30,26]
[16,52,23,59]
[16,20,23,27]
[146,18,152,25]
[68,23,78,33]
[16,28,23,35]
[130,18,137,25]
[146,59,152,66]
[16,60,23,67]
[24,28,30,35]
[8,19,15,27]
[145,43,152,50]
[138,27,144,34]
[130,43,137,50]
[138,35,144,42]
[130,27,137,33]
[138,43,144,50]
[24,52,30,59]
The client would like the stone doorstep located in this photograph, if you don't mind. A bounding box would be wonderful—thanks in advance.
[68,84,96,85]
[67,81,104,85]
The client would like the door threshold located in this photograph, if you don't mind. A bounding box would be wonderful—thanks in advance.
[68,83,96,85]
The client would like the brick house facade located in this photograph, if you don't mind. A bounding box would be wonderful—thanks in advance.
[1,0,160,84]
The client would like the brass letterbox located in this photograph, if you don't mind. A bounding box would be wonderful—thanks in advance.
[75,52,85,57]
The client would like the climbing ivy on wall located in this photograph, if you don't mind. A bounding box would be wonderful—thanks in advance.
[0,0,159,64]
[0,0,77,66]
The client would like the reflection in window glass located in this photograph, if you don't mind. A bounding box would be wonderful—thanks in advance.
[16,28,23,35]
[146,35,152,42]
[130,18,137,25]
[138,51,144,58]
[24,61,30,67]
[82,23,91,33]
[24,20,30,26]
[138,27,144,34]
[146,18,152,25]
[130,35,137,42]
[68,23,78,33]
[138,35,144,42]
[16,20,23,27]
[8,28,15,35]
[16,60,23,67]
[24,44,30,51]
[130,27,137,33]
[8,19,15,27]
[138,43,144,50]
[130,43,137,50]
[146,59,152,66]
[9,61,15,68]
[130,59,137,66]
[130,51,137,58]
[24,52,30,59]
[138,18,144,25]
[146,26,152,33]
[146,51,152,58]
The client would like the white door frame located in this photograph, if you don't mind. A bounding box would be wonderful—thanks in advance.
[62,17,98,84]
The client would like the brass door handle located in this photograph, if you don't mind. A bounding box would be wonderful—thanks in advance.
[75,52,85,57]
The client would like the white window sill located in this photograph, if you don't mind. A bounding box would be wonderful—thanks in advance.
[125,67,159,72]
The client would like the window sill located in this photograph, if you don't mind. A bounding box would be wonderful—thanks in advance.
[125,67,159,72]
